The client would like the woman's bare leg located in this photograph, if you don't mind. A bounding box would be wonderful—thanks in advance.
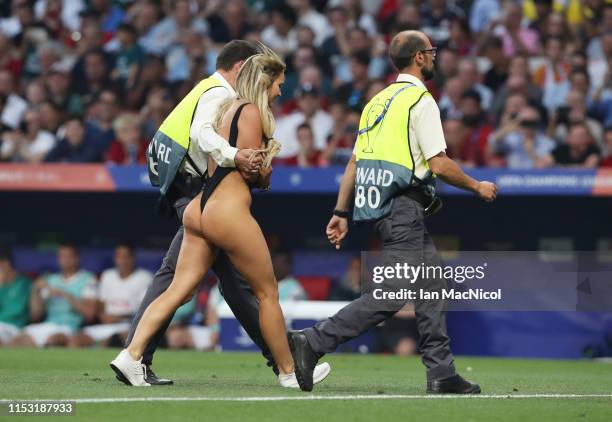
[203,205,294,375]
[127,200,216,359]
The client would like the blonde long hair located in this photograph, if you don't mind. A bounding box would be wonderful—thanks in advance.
[214,43,285,165]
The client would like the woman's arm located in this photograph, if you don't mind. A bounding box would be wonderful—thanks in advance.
[236,104,265,181]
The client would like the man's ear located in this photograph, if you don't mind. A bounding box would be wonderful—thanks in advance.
[233,60,245,73]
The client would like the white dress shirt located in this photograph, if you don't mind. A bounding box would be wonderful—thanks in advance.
[182,72,238,176]
[355,74,447,179]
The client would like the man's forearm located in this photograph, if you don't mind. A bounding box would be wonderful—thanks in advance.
[197,123,238,167]
[336,156,357,211]
[430,155,479,193]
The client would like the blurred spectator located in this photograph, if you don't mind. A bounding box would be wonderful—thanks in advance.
[9,244,97,347]
[601,127,612,167]
[207,0,252,45]
[457,57,493,110]
[275,83,333,160]
[0,249,32,345]
[443,118,466,161]
[1,108,56,162]
[72,48,116,106]
[552,90,603,147]
[545,122,601,167]
[458,89,493,167]
[443,17,473,56]
[271,251,307,301]
[323,107,360,165]
[107,113,148,165]
[44,116,101,162]
[34,0,85,33]
[25,78,47,107]
[38,100,62,134]
[587,7,612,62]
[68,243,152,347]
[45,62,82,115]
[88,0,125,36]
[141,0,207,56]
[0,32,22,80]
[492,2,540,56]
[420,0,465,45]
[488,106,555,169]
[110,23,145,91]
[0,69,28,130]
[533,36,571,112]
[481,35,508,93]
[469,0,502,35]
[85,89,119,154]
[431,47,458,95]
[261,2,298,57]
[438,76,465,119]
[329,256,361,301]
[288,123,325,167]
[528,0,554,38]
[374,303,419,356]
[290,0,333,46]
[334,50,373,108]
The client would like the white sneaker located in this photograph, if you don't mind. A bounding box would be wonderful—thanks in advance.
[279,362,331,388]
[110,349,151,387]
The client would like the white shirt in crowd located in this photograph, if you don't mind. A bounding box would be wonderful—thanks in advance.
[298,9,333,46]
[98,268,152,317]
[274,110,334,158]
[1,130,56,162]
[183,72,239,176]
[354,74,447,179]
[1,95,28,130]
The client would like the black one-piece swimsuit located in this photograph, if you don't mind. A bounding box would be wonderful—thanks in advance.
[200,103,250,212]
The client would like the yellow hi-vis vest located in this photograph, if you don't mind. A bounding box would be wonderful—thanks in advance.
[147,75,224,195]
[353,81,435,222]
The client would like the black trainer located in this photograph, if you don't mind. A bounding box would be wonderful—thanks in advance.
[287,330,318,392]
[427,374,481,394]
[115,365,174,386]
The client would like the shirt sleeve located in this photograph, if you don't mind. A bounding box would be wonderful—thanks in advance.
[412,95,447,160]
[189,87,238,168]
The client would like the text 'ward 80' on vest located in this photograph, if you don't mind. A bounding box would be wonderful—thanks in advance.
[147,75,223,196]
[353,82,434,222]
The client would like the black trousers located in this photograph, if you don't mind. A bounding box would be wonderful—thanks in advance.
[125,196,273,367]
[303,195,456,381]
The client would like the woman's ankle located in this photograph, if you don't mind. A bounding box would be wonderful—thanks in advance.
[126,347,142,361]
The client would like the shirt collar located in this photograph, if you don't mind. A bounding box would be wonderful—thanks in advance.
[212,71,236,96]
[396,73,426,89]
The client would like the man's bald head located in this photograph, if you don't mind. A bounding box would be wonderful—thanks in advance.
[389,30,430,71]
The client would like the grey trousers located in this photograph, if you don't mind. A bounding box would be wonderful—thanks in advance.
[304,195,456,381]
[125,197,273,367]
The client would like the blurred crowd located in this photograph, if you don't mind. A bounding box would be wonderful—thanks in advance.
[0,245,419,355]
[0,0,611,169]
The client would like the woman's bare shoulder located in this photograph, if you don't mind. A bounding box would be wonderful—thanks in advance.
[238,103,262,123]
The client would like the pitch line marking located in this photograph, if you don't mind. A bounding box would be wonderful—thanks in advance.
[1,394,611,403]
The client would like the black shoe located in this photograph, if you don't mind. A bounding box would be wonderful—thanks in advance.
[427,374,481,394]
[287,331,318,392]
[115,365,173,386]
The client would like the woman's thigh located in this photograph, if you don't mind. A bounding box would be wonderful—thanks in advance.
[202,202,276,298]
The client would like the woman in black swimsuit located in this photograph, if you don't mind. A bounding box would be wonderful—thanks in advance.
[112,47,311,390]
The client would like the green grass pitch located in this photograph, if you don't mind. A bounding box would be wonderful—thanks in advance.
[0,348,611,421]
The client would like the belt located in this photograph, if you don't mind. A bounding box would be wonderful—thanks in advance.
[402,189,430,208]
[400,189,443,216]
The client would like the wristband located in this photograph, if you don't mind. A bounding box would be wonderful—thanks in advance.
[333,209,349,218]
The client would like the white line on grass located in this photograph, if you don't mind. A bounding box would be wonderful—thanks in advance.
[1,394,611,403]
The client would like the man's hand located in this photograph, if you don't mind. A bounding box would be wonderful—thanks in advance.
[476,181,498,202]
[235,149,263,174]
[326,215,349,250]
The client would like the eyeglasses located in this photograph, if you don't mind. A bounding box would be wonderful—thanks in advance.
[420,47,438,59]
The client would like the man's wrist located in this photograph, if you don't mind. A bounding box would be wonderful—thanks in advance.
[333,209,350,218]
